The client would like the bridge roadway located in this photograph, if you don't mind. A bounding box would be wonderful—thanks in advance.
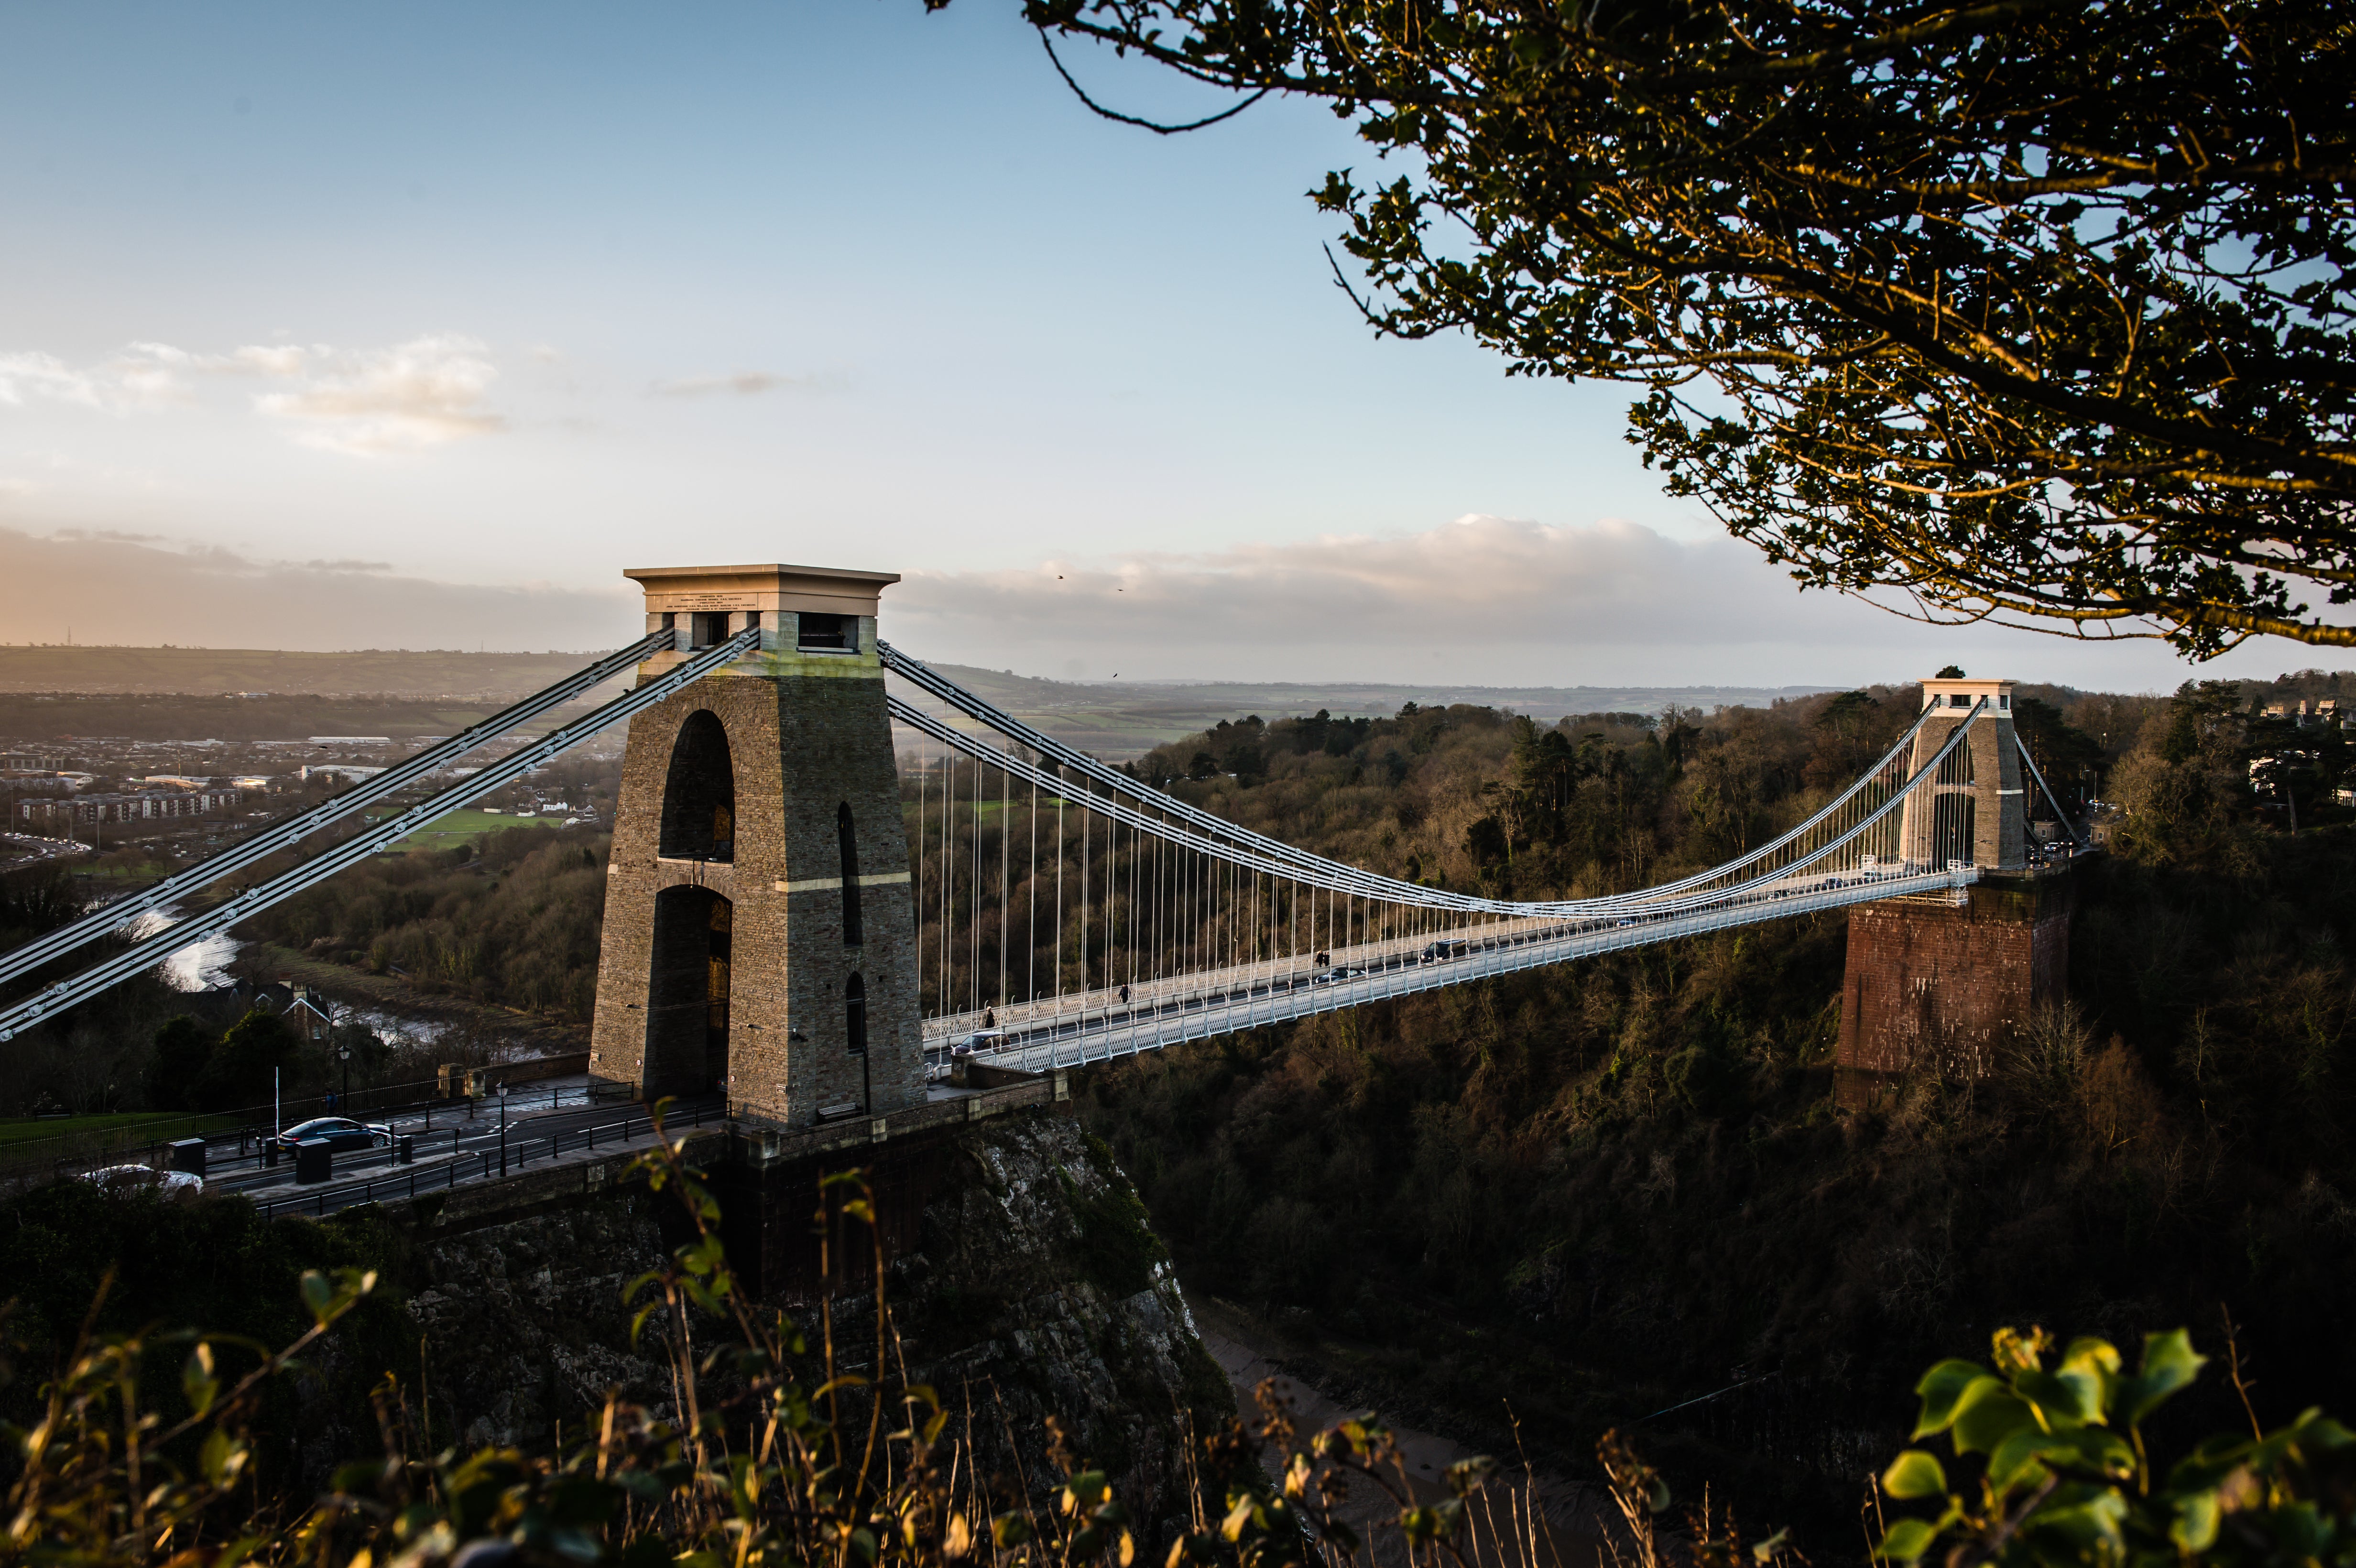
[942,865,1978,1076]
[203,1087,728,1220]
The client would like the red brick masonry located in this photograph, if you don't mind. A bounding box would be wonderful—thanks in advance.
[1836,867,2074,1103]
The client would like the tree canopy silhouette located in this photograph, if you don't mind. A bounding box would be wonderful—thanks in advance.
[973,0,2356,656]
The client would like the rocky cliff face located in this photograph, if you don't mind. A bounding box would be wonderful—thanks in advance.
[888,1115,1234,1544]
[403,1195,675,1451]
[394,1108,1230,1538]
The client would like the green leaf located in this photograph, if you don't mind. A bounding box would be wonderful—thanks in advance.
[992,1513,1032,1548]
[1985,1426,2106,1493]
[1951,1380,2035,1456]
[2017,1492,2128,1557]
[1912,1361,1985,1437]
[2115,1329,2206,1427]
[198,1426,243,1488]
[1881,1450,1946,1500]
[2170,1490,2222,1553]
[1875,1518,1939,1561]
[2015,1368,2102,1426]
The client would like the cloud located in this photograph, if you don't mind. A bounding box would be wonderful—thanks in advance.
[0,511,2250,690]
[0,527,628,651]
[648,369,845,398]
[0,341,312,415]
[0,335,502,456]
[884,514,2204,686]
[895,514,1860,647]
[255,334,502,454]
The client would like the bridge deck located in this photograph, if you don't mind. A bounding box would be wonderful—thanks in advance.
[953,868,1974,1075]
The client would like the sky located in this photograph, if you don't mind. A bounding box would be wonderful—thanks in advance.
[0,0,2322,692]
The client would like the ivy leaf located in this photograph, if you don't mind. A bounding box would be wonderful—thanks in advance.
[1950,1380,2035,1456]
[2170,1489,2223,1553]
[1911,1361,1984,1437]
[2015,1368,2102,1426]
[1874,1518,1939,1561]
[2115,1330,2206,1427]
[1881,1450,1946,1500]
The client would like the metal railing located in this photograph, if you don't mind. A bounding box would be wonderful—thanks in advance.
[252,1098,726,1220]
[973,864,1979,1074]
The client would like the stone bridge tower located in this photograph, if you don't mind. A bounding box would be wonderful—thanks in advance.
[1896,676,2028,871]
[588,564,925,1124]
[1837,676,2071,1104]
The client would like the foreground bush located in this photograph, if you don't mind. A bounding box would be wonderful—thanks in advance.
[1877,1326,2356,1565]
[11,1112,2343,1568]
[0,1121,1528,1568]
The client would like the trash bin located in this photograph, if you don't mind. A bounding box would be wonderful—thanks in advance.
[264,1140,279,1169]
[168,1138,207,1179]
[294,1141,332,1186]
[396,1134,414,1165]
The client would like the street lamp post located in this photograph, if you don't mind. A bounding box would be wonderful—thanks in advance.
[498,1085,509,1178]
[336,1044,350,1110]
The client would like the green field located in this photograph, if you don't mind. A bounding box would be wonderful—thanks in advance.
[385,809,572,851]
[0,1110,241,1150]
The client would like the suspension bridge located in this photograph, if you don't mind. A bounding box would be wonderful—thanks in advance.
[0,563,2081,1132]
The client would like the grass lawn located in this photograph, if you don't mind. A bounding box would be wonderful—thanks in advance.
[0,1110,242,1150]
[382,809,571,852]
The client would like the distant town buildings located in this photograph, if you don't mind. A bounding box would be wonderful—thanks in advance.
[15,787,242,828]
[2262,697,2346,727]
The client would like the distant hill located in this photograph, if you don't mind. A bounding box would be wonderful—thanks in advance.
[918,664,1839,757]
[0,647,1840,757]
[0,646,607,700]
[0,693,504,742]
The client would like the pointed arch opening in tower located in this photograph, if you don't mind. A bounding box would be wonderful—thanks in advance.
[660,709,735,861]
[838,800,863,947]
[647,885,732,1093]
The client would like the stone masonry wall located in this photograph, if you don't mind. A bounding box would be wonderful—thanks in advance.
[1836,871,2073,1096]
[588,623,923,1124]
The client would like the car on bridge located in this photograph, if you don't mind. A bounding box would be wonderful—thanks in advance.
[79,1164,204,1200]
[267,1116,393,1155]
[1420,941,1470,962]
[953,1029,1005,1058]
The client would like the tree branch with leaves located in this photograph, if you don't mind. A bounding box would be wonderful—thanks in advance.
[962,0,2356,656]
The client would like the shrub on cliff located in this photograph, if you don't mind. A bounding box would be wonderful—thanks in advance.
[0,1123,1540,1568]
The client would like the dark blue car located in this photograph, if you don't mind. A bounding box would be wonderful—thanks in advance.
[269,1116,392,1154]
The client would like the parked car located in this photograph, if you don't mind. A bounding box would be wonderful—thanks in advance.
[80,1165,204,1199]
[268,1116,392,1154]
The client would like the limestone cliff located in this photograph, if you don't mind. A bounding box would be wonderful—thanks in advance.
[395,1108,1230,1536]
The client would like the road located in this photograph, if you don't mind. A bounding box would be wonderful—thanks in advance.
[200,1084,728,1219]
